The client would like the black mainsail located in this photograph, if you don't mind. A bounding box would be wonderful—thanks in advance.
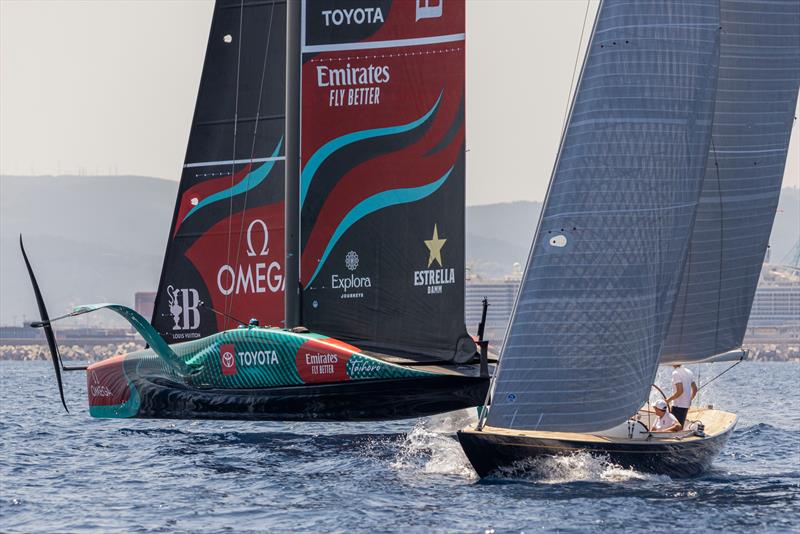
[661,0,800,364]
[486,0,722,432]
[153,0,287,343]
[297,1,473,363]
[152,0,474,362]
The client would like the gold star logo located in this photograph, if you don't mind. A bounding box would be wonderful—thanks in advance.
[424,224,447,268]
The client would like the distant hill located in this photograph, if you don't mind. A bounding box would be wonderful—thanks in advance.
[466,201,542,278]
[0,175,177,325]
[1,175,797,324]
[467,187,800,277]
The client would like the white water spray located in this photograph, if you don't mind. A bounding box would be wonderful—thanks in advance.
[495,451,671,484]
[391,409,479,479]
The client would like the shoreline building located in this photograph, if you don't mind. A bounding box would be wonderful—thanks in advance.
[134,291,157,322]
[465,265,522,350]
[746,264,800,341]
[466,263,799,352]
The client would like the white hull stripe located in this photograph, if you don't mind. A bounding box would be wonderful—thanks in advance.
[302,33,465,54]
[183,156,285,169]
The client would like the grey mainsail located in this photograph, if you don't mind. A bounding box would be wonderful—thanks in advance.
[486,0,721,432]
[661,0,800,364]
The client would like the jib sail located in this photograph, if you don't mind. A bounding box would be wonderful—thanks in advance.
[153,0,287,343]
[298,0,474,362]
[660,0,800,364]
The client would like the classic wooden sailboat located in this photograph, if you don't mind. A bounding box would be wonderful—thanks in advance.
[458,0,799,477]
[24,0,492,421]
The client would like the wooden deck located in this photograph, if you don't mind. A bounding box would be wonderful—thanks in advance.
[469,407,737,444]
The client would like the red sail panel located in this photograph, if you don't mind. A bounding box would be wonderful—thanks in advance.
[299,0,473,362]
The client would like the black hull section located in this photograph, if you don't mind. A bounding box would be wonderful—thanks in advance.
[133,375,489,421]
[457,428,733,478]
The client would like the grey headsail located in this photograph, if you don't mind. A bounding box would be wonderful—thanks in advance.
[486,0,721,432]
[661,0,800,364]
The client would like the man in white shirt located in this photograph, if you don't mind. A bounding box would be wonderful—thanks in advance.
[651,399,681,432]
[666,364,697,428]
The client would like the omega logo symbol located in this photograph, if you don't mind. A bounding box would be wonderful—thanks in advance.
[246,219,269,257]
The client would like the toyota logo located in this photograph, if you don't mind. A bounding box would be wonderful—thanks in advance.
[222,351,235,368]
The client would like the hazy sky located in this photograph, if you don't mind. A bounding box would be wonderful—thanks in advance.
[1,0,798,204]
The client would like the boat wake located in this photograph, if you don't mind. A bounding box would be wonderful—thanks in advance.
[492,452,670,484]
[391,409,479,479]
[390,410,671,484]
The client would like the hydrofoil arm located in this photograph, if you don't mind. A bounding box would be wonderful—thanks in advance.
[32,303,197,376]
[20,235,200,414]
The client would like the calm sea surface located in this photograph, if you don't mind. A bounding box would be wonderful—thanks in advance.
[1,361,798,532]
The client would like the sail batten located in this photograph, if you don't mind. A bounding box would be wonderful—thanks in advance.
[486,0,721,432]
[661,0,800,364]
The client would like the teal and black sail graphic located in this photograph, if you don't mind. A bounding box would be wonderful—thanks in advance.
[486,0,721,432]
[298,0,473,362]
[153,0,287,343]
[661,0,800,364]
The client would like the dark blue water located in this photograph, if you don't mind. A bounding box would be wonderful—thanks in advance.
[2,361,798,532]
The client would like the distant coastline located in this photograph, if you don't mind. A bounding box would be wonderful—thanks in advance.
[0,341,145,363]
[0,340,796,363]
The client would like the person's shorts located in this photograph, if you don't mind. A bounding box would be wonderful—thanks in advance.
[671,406,689,427]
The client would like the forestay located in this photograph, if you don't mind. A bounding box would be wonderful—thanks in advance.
[661,0,800,364]
[487,0,720,432]
[153,0,287,343]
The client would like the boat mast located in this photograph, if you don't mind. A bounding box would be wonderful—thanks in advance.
[284,0,301,328]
